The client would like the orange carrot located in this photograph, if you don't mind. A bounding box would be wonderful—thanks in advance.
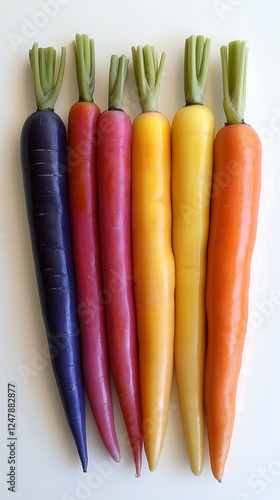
[204,40,262,482]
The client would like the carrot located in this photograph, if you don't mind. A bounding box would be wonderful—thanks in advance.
[97,54,143,477]
[131,45,175,472]
[172,35,214,476]
[204,40,262,482]
[67,35,120,462]
[20,43,88,471]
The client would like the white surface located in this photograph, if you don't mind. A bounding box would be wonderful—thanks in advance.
[1,1,280,499]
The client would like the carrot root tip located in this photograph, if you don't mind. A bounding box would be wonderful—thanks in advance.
[111,449,121,463]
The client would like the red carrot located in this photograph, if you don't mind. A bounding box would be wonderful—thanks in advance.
[97,54,143,477]
[67,34,120,462]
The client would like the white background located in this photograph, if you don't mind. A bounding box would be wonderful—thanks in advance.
[1,0,280,499]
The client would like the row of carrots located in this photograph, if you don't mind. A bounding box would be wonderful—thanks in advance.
[20,34,262,482]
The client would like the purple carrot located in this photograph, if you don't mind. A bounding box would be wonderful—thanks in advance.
[20,43,87,471]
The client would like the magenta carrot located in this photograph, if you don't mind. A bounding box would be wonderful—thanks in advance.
[67,34,120,462]
[97,54,143,477]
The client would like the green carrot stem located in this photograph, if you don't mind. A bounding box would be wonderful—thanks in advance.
[131,45,166,113]
[29,43,66,111]
[184,35,211,105]
[220,40,249,124]
[108,54,129,110]
[73,34,96,103]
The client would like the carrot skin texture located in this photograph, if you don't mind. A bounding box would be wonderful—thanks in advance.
[172,104,214,476]
[131,111,175,472]
[20,110,87,471]
[67,102,120,462]
[205,123,262,482]
[97,109,143,476]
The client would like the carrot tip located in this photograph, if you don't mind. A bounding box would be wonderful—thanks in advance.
[134,460,142,478]
[191,468,203,477]
[110,447,121,463]
[81,458,88,473]
[147,460,158,472]
[215,475,223,483]
[214,470,223,482]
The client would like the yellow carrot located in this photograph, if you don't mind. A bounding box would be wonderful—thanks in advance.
[172,35,214,475]
[131,45,175,472]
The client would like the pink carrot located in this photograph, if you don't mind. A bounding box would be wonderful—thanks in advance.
[97,54,143,477]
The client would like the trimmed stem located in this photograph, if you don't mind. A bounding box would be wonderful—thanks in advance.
[73,34,96,103]
[131,45,166,113]
[220,40,249,124]
[29,43,66,111]
[108,54,129,110]
[184,35,211,105]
